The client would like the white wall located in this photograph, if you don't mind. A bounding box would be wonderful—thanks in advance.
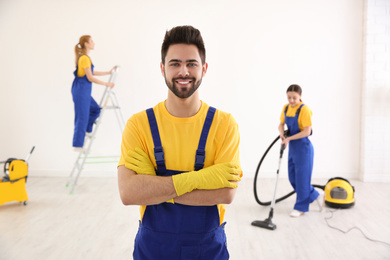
[0,0,364,180]
[361,0,390,182]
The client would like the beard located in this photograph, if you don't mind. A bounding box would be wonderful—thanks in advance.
[165,76,202,99]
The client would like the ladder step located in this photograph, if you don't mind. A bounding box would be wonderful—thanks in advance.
[103,106,121,110]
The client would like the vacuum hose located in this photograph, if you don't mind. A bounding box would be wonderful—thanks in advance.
[253,133,324,206]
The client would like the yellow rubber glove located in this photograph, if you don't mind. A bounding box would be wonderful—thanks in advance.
[125,147,156,176]
[125,148,174,204]
[172,162,242,196]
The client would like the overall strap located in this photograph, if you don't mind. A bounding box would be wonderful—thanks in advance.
[296,104,304,117]
[286,104,312,136]
[284,104,304,117]
[194,107,216,171]
[146,108,166,174]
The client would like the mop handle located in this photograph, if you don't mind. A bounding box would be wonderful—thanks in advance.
[25,146,35,163]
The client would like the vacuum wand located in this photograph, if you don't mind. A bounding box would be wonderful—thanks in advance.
[251,143,286,230]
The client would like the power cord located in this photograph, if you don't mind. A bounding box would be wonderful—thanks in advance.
[325,209,390,247]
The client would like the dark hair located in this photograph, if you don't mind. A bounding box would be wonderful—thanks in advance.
[286,84,302,95]
[161,25,206,65]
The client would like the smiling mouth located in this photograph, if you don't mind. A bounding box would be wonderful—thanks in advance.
[176,79,192,85]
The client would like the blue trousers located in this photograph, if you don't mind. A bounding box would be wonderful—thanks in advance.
[71,79,100,147]
[288,138,318,212]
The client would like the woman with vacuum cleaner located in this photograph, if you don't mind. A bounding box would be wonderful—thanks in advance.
[72,35,115,151]
[278,84,324,217]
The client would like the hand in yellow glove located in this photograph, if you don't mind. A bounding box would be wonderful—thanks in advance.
[125,148,174,204]
[125,147,156,176]
[172,162,242,196]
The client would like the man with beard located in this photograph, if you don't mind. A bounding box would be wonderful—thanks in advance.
[117,25,242,260]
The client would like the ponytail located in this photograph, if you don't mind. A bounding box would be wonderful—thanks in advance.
[74,35,91,66]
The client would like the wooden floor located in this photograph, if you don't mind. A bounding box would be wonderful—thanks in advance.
[1,176,389,260]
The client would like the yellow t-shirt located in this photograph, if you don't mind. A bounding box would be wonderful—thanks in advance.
[118,101,242,225]
[76,55,92,77]
[280,102,312,131]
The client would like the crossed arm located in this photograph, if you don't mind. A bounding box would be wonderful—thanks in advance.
[117,150,240,207]
[118,166,238,206]
[118,165,176,205]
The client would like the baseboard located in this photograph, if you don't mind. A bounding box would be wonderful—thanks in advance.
[361,174,390,182]
[28,170,389,182]
[252,171,358,180]
[28,169,117,178]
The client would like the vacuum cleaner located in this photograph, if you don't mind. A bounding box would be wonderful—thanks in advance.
[251,134,355,230]
[251,143,286,230]
[324,177,355,208]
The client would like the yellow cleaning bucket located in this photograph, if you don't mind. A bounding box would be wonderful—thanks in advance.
[0,147,34,206]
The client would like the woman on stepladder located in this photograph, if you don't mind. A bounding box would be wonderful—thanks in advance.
[72,35,115,152]
[278,84,324,217]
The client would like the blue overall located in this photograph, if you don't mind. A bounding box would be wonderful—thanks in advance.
[133,107,229,260]
[71,63,101,147]
[285,104,318,212]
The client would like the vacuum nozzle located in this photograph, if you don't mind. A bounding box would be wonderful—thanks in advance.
[251,218,277,230]
[252,208,277,230]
